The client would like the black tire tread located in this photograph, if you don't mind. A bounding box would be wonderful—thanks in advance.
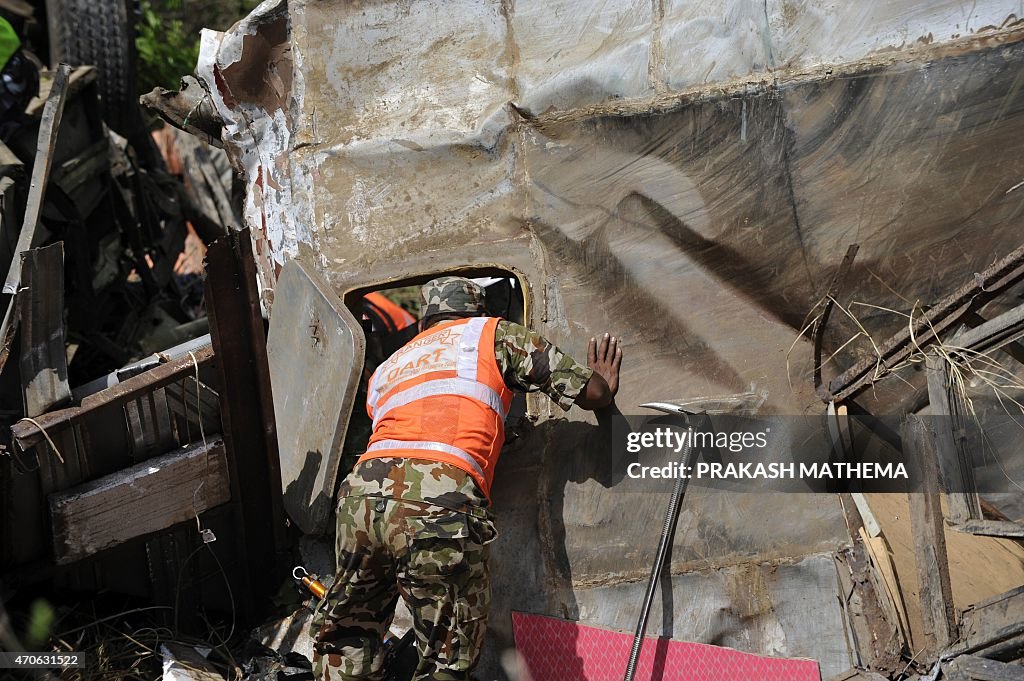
[45,0,137,134]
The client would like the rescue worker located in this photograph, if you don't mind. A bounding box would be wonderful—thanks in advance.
[313,276,622,681]
[363,291,416,333]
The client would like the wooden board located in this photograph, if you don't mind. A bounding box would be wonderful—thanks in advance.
[903,416,957,654]
[18,242,71,416]
[49,439,229,565]
[944,654,1024,681]
[859,527,910,645]
[861,493,1024,654]
[954,586,1024,659]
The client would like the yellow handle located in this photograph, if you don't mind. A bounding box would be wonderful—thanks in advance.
[302,575,327,599]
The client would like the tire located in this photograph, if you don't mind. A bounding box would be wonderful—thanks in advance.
[44,0,138,135]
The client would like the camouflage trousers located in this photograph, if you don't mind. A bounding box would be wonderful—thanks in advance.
[312,494,497,681]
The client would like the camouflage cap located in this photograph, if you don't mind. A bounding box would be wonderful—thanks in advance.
[421,276,487,317]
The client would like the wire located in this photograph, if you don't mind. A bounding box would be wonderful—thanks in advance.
[16,417,65,464]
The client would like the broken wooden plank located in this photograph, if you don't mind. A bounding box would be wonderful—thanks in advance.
[951,304,1024,358]
[902,415,958,655]
[925,352,982,524]
[48,438,229,565]
[18,242,70,416]
[3,63,71,294]
[950,586,1024,661]
[834,542,905,672]
[852,492,882,538]
[944,655,1024,680]
[11,344,214,450]
[859,526,911,646]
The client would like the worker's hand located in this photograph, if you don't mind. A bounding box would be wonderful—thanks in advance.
[588,333,622,399]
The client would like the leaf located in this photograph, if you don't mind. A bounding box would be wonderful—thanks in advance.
[25,599,55,648]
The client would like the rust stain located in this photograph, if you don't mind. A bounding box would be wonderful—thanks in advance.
[213,67,236,109]
[219,14,292,117]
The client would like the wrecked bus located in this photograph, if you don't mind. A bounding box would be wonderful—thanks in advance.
[4,0,1024,679]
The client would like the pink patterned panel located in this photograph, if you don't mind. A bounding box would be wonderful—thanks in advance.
[511,612,821,681]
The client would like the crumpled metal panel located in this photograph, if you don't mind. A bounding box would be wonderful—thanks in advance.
[267,258,365,535]
[513,0,655,115]
[195,0,295,306]
[572,554,850,676]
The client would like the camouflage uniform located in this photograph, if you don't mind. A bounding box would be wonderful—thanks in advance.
[313,278,593,681]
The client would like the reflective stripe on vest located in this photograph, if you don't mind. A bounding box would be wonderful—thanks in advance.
[365,439,486,480]
[362,316,512,497]
[456,316,486,380]
[372,377,507,428]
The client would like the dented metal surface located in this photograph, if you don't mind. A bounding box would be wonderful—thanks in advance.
[267,258,365,535]
[198,1,1024,677]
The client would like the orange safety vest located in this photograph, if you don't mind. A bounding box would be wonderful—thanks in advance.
[359,317,513,498]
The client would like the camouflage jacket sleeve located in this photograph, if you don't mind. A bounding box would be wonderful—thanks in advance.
[493,320,593,411]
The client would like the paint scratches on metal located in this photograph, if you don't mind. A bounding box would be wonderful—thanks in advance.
[195,0,299,305]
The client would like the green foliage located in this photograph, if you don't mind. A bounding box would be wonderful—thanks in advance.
[135,0,199,93]
[134,0,262,94]
[24,599,55,648]
[383,285,422,313]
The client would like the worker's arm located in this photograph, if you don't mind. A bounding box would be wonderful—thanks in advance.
[495,321,604,411]
[574,333,622,411]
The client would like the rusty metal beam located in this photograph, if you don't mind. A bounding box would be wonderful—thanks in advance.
[11,344,214,450]
[827,243,1024,402]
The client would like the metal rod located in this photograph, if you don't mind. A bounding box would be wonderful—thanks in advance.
[624,418,701,681]
[3,64,73,294]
